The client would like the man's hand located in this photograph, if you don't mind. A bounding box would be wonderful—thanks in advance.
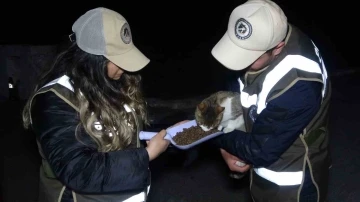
[220,148,251,173]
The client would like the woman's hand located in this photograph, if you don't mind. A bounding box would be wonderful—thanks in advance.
[145,120,190,160]
[145,130,170,161]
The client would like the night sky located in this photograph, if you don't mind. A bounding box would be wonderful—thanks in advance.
[1,0,357,99]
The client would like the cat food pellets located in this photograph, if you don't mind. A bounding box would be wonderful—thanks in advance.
[173,126,219,145]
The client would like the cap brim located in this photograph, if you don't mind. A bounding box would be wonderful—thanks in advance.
[211,32,265,71]
[105,46,150,72]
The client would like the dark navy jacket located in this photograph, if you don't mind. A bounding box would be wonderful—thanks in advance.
[31,92,150,199]
[212,77,322,196]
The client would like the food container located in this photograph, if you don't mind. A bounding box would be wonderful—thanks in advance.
[139,120,224,150]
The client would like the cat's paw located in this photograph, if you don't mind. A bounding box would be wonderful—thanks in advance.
[217,125,224,131]
[223,127,235,133]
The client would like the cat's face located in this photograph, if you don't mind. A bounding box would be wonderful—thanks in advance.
[195,101,225,131]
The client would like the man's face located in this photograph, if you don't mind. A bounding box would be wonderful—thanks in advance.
[249,51,274,71]
[248,41,285,71]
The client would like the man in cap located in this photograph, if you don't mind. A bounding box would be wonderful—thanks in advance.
[211,0,331,201]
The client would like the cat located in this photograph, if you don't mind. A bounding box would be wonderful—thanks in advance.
[195,91,247,180]
[195,91,245,134]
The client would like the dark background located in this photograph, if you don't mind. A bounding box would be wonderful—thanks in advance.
[1,0,357,99]
[1,1,360,201]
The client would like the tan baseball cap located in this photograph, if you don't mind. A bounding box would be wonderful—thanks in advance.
[72,7,150,72]
[211,0,288,71]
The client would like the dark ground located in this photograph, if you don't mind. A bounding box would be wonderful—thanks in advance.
[1,71,360,202]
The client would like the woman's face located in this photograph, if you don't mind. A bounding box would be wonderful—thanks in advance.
[107,62,124,80]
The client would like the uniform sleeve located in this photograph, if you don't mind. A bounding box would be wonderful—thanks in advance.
[31,92,150,194]
[211,80,323,167]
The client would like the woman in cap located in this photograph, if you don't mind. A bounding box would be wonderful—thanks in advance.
[22,7,173,202]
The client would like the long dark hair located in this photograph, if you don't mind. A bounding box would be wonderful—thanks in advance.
[22,42,149,152]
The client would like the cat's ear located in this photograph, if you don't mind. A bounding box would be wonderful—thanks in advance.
[216,106,225,114]
[197,102,207,112]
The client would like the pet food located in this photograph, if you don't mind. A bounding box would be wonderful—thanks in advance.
[173,126,219,145]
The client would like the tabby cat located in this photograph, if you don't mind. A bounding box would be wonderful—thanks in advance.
[195,91,245,133]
